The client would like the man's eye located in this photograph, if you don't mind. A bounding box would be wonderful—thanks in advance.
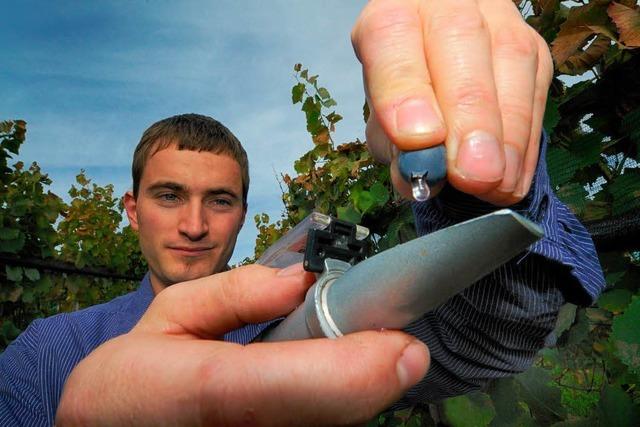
[159,193,179,202]
[206,197,233,208]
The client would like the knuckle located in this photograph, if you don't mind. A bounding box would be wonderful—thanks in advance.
[430,9,487,40]
[493,27,538,59]
[358,3,419,42]
[452,84,495,112]
[502,102,534,128]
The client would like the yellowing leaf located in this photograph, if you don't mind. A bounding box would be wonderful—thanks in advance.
[558,34,612,75]
[551,0,611,66]
[608,2,640,47]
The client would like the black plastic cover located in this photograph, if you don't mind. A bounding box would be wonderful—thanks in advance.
[303,217,368,273]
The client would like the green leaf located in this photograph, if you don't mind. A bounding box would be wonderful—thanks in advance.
[489,378,536,427]
[336,205,362,224]
[294,152,314,174]
[516,366,567,423]
[565,308,590,345]
[369,182,390,206]
[544,97,561,134]
[598,289,632,313]
[291,83,305,104]
[547,147,578,187]
[23,268,40,282]
[443,392,495,427]
[5,265,23,282]
[605,270,626,287]
[0,228,20,240]
[317,87,330,100]
[553,303,577,339]
[326,112,343,125]
[21,288,34,304]
[621,106,640,146]
[610,296,640,375]
[609,169,640,216]
[302,97,323,136]
[0,232,26,253]
[597,384,640,427]
[354,190,375,214]
[0,320,21,343]
[34,275,53,293]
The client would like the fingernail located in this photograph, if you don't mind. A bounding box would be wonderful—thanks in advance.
[498,144,522,193]
[396,340,429,389]
[514,173,533,199]
[276,263,305,277]
[456,130,504,182]
[395,98,442,137]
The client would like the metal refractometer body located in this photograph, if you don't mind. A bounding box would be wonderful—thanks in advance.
[262,209,543,342]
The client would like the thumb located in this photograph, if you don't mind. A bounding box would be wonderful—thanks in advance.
[136,263,315,338]
[204,330,430,426]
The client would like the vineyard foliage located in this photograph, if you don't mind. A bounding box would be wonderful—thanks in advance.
[0,121,145,349]
[1,0,640,425]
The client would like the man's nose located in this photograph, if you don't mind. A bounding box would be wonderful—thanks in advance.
[178,203,209,241]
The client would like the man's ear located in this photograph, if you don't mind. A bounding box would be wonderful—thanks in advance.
[123,191,139,231]
[239,204,247,231]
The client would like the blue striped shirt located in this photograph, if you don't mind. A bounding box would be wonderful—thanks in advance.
[0,133,605,425]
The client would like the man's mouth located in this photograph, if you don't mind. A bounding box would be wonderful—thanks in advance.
[168,246,214,257]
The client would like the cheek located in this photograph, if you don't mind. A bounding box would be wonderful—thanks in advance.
[211,213,244,241]
[138,208,175,242]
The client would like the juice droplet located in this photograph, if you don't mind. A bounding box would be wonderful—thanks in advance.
[411,174,430,201]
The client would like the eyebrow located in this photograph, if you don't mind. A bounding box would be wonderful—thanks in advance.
[146,181,240,200]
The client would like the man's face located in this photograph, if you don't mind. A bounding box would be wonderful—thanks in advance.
[124,145,246,293]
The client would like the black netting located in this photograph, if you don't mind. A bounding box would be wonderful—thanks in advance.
[585,208,640,252]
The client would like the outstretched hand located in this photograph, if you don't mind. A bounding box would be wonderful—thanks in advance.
[57,264,429,426]
[352,0,553,205]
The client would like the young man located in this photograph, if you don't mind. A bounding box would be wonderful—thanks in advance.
[2,1,605,425]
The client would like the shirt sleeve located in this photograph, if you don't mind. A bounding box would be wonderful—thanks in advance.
[393,132,606,406]
[0,320,47,427]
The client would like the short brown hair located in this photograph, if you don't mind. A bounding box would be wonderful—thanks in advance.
[132,114,249,205]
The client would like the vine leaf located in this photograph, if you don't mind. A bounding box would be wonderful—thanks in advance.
[291,83,305,104]
[557,34,612,75]
[442,392,495,427]
[543,97,561,134]
[23,268,40,282]
[551,0,613,66]
[608,2,640,47]
[597,384,640,426]
[608,169,640,216]
[5,265,23,282]
[610,296,640,375]
[515,366,567,424]
[598,289,632,313]
[336,205,361,224]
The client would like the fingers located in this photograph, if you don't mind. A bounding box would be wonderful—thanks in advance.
[475,0,545,205]
[353,0,446,151]
[516,33,554,199]
[358,0,552,206]
[201,330,430,426]
[136,263,315,338]
[421,0,506,196]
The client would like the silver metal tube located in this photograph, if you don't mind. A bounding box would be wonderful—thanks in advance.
[263,209,543,342]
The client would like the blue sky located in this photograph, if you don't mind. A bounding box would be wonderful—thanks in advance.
[1,0,368,263]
